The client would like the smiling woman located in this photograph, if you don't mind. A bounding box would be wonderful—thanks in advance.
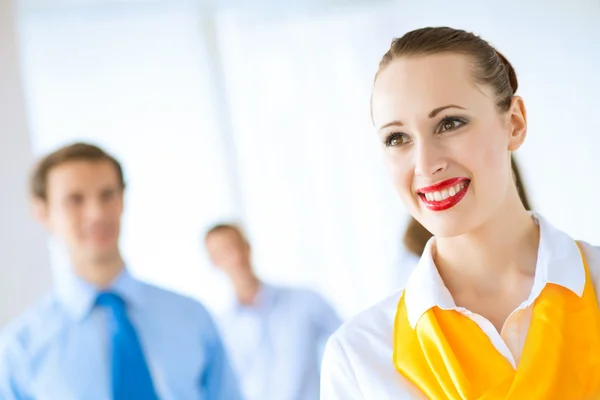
[320,27,600,400]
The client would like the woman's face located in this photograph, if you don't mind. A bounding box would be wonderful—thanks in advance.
[371,53,526,237]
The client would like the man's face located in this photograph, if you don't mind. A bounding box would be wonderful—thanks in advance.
[37,160,124,264]
[205,228,251,276]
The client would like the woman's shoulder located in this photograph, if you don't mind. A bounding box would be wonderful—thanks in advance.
[577,240,600,261]
[322,289,423,399]
[577,240,600,283]
[329,289,403,354]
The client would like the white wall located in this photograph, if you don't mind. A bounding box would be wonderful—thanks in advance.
[0,0,51,327]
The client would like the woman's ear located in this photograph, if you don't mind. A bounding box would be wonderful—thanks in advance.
[507,96,527,152]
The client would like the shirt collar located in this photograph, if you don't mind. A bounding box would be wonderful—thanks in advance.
[55,266,145,321]
[404,212,586,328]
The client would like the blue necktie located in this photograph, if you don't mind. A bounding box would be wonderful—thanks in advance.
[96,292,159,400]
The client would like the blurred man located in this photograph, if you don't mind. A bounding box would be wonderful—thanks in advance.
[0,143,242,400]
[205,223,341,400]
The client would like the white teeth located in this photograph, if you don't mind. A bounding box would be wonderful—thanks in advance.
[422,182,467,202]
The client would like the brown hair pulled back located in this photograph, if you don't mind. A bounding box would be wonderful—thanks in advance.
[376,27,518,112]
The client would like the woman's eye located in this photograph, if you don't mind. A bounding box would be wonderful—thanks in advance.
[385,133,410,147]
[439,117,467,133]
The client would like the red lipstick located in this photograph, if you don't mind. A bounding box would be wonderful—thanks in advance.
[417,178,470,211]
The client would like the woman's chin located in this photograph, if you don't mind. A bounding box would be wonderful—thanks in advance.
[417,212,476,239]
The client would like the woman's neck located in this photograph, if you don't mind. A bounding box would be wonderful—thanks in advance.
[434,195,539,297]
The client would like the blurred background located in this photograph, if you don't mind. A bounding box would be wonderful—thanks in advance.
[1,0,599,327]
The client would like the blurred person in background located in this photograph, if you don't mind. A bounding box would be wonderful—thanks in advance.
[204,223,341,400]
[0,143,242,400]
[321,26,600,399]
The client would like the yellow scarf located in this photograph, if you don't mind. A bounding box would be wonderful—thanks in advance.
[393,245,600,399]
